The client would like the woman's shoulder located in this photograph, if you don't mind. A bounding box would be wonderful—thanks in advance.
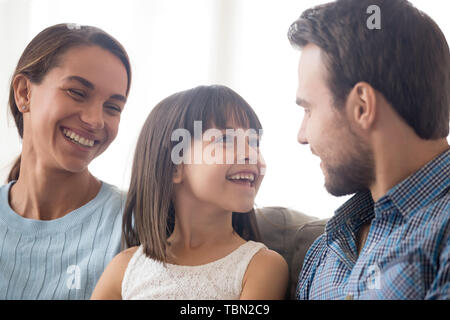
[99,181,127,202]
[92,181,127,213]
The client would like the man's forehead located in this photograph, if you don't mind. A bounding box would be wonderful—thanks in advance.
[297,44,329,100]
[298,43,326,76]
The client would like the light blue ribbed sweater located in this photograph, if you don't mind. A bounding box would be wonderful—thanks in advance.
[0,180,125,300]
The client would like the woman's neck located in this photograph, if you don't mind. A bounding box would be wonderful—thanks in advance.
[8,159,101,220]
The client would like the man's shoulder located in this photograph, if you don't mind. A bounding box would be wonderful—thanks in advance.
[411,189,449,226]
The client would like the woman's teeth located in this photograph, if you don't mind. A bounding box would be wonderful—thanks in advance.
[63,128,95,147]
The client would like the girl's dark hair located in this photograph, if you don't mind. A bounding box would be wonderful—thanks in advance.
[288,0,450,139]
[123,85,262,262]
[7,23,132,182]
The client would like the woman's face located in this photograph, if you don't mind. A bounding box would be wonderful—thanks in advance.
[22,45,128,173]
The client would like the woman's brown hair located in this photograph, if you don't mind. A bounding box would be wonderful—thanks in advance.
[123,85,262,263]
[7,23,132,182]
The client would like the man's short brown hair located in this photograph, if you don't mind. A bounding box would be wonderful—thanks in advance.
[288,0,450,139]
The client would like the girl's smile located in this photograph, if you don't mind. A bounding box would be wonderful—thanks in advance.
[226,168,259,189]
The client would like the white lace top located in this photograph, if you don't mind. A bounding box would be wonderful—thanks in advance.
[121,240,267,300]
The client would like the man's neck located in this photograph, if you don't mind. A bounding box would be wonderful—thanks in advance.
[370,138,449,202]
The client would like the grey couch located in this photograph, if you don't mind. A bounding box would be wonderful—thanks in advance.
[255,207,328,299]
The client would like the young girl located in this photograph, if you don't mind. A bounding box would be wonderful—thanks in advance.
[91,85,288,300]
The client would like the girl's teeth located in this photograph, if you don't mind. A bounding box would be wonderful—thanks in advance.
[228,173,255,182]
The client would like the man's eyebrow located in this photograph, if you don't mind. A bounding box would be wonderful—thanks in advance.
[64,75,127,103]
[296,97,311,108]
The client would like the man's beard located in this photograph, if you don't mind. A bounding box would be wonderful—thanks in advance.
[322,131,375,197]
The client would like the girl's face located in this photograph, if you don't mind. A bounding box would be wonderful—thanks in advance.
[175,121,265,214]
[21,45,128,173]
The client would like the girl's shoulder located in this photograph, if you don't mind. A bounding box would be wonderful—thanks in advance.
[90,246,140,299]
[249,244,288,271]
[240,243,289,299]
[115,246,140,265]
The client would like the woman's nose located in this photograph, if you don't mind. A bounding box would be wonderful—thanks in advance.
[80,103,104,130]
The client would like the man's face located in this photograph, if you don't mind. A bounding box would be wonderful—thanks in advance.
[296,43,374,196]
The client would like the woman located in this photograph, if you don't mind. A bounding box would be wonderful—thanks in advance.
[0,23,132,299]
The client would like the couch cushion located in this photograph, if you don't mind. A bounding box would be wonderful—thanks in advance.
[255,207,328,299]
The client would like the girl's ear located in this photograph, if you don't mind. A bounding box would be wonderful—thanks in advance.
[172,165,183,184]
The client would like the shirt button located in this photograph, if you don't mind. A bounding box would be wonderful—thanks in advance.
[345,294,354,300]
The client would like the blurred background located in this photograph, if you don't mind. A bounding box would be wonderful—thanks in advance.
[0,0,449,219]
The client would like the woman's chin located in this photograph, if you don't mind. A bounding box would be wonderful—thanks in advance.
[57,159,90,174]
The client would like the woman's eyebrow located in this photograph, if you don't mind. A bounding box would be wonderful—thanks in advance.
[64,75,94,90]
[64,75,127,103]
[109,94,127,103]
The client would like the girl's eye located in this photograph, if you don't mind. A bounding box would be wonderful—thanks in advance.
[217,134,234,144]
[249,138,260,148]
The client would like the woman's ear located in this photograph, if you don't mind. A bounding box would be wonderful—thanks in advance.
[13,74,32,113]
[172,165,183,184]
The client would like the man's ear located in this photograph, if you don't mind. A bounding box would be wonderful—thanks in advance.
[13,74,32,113]
[172,165,183,184]
[346,82,377,131]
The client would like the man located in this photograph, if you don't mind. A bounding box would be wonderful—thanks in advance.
[289,0,449,299]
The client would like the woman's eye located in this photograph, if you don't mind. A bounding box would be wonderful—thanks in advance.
[67,89,85,99]
[105,105,122,113]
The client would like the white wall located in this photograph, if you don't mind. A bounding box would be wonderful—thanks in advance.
[0,0,449,219]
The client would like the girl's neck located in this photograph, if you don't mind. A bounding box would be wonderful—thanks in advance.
[8,158,101,221]
[169,195,240,250]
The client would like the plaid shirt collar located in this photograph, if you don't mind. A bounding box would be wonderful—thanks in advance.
[382,148,450,220]
[326,148,450,237]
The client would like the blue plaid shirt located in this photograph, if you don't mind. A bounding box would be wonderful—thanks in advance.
[296,149,450,300]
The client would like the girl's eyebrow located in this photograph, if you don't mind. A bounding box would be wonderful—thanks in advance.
[63,75,127,103]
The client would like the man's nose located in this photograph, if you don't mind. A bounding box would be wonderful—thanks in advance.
[297,124,308,145]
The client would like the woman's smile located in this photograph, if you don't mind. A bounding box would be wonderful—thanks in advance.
[60,126,101,153]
